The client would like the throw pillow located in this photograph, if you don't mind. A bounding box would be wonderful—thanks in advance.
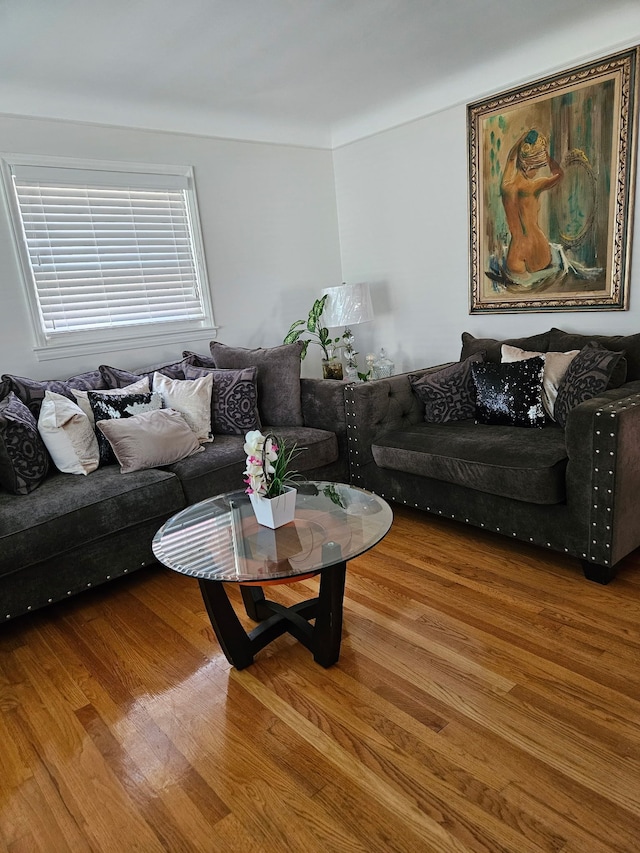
[501,344,580,421]
[549,327,635,383]
[1,370,107,418]
[88,391,163,466]
[554,344,626,429]
[38,391,100,475]
[96,408,204,473]
[183,364,261,435]
[409,353,484,423]
[99,359,188,388]
[460,331,551,364]
[208,341,304,426]
[472,357,545,428]
[0,393,50,494]
[182,350,217,369]
[73,378,150,424]
[152,372,213,443]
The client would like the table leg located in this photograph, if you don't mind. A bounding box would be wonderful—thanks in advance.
[240,585,269,621]
[198,579,255,670]
[313,560,347,667]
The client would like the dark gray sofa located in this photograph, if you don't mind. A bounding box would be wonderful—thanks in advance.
[0,351,349,622]
[345,328,640,583]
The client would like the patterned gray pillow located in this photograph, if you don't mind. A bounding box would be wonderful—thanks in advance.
[208,341,304,426]
[472,357,546,428]
[0,393,49,494]
[88,391,163,466]
[2,370,107,417]
[409,353,484,423]
[99,360,187,389]
[554,344,626,428]
[184,364,261,435]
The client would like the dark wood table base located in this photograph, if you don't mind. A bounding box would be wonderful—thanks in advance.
[198,561,347,670]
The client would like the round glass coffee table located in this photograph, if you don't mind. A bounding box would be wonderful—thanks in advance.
[152,482,392,669]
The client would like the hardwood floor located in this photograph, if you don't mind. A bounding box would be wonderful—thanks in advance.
[2,505,640,852]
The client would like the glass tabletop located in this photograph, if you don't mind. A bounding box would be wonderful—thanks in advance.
[152,481,393,584]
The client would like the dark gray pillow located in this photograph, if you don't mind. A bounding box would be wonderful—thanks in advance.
[183,350,216,368]
[2,370,107,417]
[548,328,631,385]
[472,357,545,428]
[183,364,261,435]
[88,391,163,466]
[554,344,626,428]
[409,353,484,423]
[0,393,49,494]
[461,331,551,364]
[99,360,187,389]
[208,341,304,426]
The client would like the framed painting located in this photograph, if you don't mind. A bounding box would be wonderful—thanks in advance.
[468,47,638,313]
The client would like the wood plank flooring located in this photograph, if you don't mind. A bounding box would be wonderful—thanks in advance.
[1,505,640,852]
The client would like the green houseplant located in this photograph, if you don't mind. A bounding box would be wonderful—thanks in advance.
[283,295,345,379]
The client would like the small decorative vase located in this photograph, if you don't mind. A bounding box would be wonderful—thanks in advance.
[322,358,343,380]
[249,486,297,529]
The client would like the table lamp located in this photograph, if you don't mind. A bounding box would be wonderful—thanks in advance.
[321,282,374,380]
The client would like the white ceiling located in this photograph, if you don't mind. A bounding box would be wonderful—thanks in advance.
[1,0,639,148]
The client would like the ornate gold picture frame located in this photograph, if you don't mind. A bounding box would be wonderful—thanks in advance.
[468,47,638,313]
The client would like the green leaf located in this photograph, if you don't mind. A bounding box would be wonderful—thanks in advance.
[283,329,302,344]
[300,340,310,359]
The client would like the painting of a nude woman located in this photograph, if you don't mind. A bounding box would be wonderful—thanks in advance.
[468,47,637,312]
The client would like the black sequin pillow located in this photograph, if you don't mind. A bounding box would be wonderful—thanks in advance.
[0,393,49,494]
[409,353,484,423]
[472,357,545,428]
[554,344,626,428]
[184,364,261,435]
[88,391,163,466]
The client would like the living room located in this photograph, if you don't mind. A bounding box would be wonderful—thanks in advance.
[2,1,640,851]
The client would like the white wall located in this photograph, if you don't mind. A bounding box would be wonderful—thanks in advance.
[0,115,342,379]
[334,57,640,373]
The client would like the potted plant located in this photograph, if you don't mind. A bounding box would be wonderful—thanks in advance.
[243,430,301,528]
[283,295,345,379]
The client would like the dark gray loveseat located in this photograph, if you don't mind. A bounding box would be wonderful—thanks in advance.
[0,343,349,622]
[345,328,640,583]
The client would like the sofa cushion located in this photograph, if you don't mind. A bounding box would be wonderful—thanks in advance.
[208,341,304,426]
[472,357,546,428]
[0,393,50,495]
[163,426,338,505]
[97,408,203,473]
[554,344,626,428]
[371,420,568,504]
[409,354,483,423]
[549,327,639,382]
[183,363,262,435]
[2,370,107,417]
[0,465,184,577]
[460,331,551,364]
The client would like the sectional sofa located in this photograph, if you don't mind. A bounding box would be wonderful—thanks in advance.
[345,328,640,583]
[0,342,349,621]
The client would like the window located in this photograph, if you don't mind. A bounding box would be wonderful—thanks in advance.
[2,155,215,358]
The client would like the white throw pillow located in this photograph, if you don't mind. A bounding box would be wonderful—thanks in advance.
[38,390,100,475]
[152,371,213,443]
[501,344,580,420]
[96,408,204,473]
[73,377,150,424]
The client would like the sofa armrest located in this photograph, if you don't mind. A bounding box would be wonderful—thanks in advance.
[344,365,452,484]
[565,381,640,567]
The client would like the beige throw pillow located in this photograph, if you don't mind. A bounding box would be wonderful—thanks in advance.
[96,408,204,473]
[152,371,213,443]
[38,390,100,474]
[73,377,150,424]
[501,344,580,420]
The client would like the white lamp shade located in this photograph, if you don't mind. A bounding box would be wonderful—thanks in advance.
[321,282,374,327]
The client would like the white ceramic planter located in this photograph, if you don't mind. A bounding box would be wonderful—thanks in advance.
[249,486,297,529]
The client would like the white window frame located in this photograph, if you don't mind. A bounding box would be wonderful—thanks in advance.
[1,153,216,361]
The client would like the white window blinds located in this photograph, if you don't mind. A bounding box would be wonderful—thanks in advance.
[9,163,208,337]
